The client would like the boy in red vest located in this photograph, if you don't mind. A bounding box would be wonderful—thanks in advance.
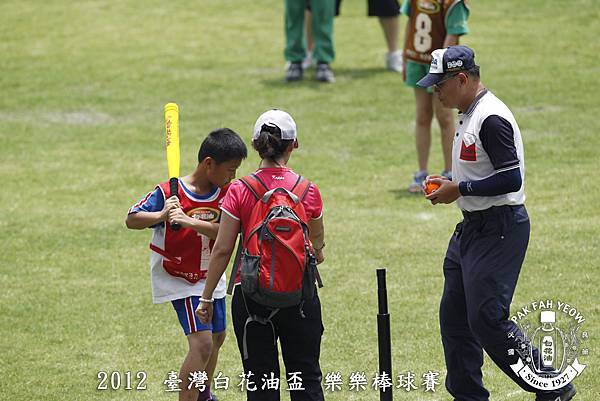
[126,128,247,401]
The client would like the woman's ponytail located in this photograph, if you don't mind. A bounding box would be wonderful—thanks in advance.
[252,124,293,161]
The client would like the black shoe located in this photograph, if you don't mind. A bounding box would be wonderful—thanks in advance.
[197,391,218,401]
[285,62,303,82]
[315,63,335,83]
[537,386,576,401]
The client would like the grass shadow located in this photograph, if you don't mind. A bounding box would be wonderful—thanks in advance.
[260,77,326,89]
[260,66,391,88]
[333,66,390,80]
[389,188,424,199]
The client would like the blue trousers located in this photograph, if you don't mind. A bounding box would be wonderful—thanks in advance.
[440,205,573,401]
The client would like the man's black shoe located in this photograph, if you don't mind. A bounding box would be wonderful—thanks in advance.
[537,386,576,401]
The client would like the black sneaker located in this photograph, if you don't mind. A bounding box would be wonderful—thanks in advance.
[285,62,303,82]
[537,386,576,401]
[315,63,335,83]
[197,391,218,401]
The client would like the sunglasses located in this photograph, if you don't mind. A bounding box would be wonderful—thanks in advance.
[434,72,461,89]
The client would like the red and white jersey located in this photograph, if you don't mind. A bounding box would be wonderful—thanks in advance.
[148,181,228,303]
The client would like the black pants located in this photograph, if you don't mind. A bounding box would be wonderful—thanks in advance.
[440,205,573,401]
[367,0,400,17]
[231,285,324,401]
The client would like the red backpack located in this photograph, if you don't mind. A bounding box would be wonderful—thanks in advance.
[227,174,322,309]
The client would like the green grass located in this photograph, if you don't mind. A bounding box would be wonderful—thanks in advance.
[1,0,598,400]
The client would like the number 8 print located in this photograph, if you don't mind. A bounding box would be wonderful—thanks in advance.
[413,13,433,53]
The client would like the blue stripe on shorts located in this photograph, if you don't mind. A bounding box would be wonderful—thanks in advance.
[171,296,226,336]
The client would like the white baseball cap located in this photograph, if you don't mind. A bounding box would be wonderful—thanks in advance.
[252,109,297,141]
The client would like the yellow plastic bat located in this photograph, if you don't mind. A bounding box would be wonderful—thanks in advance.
[165,102,180,181]
[164,102,181,230]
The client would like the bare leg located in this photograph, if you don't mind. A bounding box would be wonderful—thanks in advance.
[204,331,226,392]
[414,88,434,172]
[179,331,213,401]
[304,9,314,53]
[378,16,399,52]
[302,9,315,69]
[433,95,455,173]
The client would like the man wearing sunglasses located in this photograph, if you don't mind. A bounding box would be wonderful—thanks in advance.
[420,46,577,401]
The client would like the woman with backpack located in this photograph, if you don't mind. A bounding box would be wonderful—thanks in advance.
[197,109,326,401]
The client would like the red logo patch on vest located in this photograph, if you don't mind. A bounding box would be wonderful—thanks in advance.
[460,140,477,161]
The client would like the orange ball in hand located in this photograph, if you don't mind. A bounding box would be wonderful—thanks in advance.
[424,181,441,195]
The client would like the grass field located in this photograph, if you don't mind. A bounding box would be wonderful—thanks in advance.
[1,0,599,400]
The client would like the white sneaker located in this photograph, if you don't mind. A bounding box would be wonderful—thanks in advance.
[386,50,403,73]
[302,50,315,70]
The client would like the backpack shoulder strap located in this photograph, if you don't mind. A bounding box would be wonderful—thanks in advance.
[290,176,311,202]
[240,174,268,200]
[226,233,243,295]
